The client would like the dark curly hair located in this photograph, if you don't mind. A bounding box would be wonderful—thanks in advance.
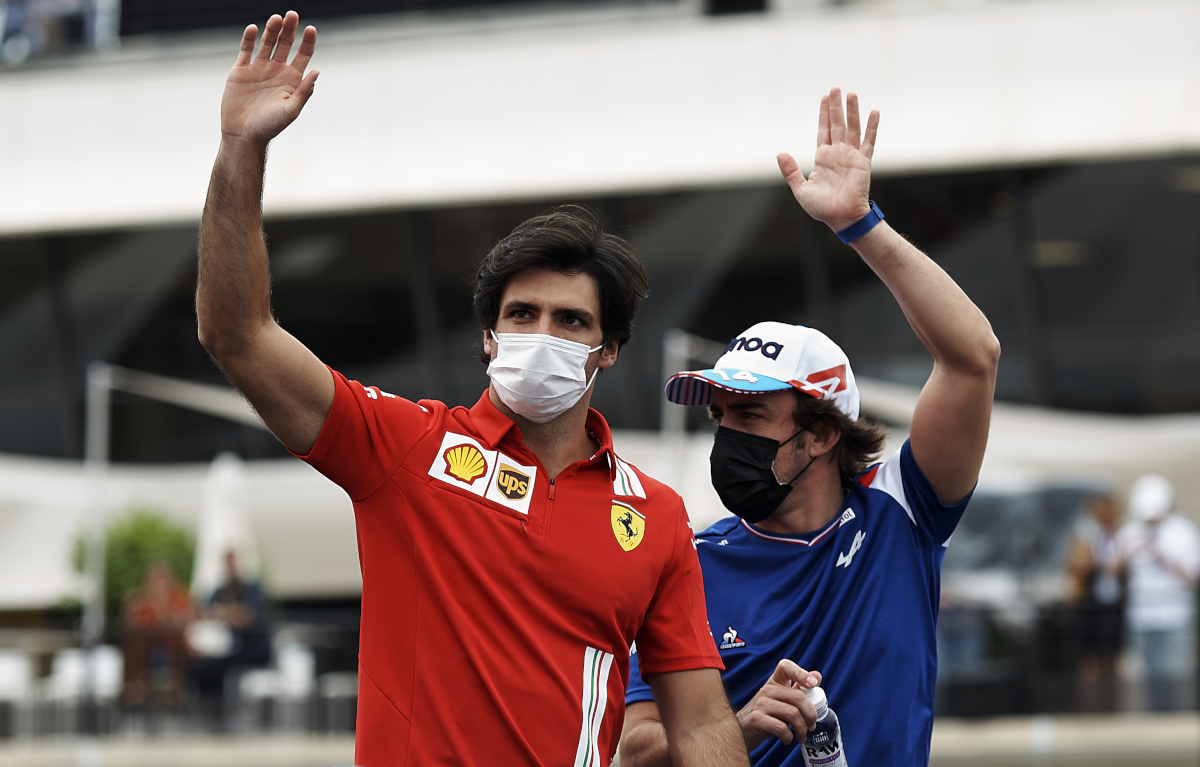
[472,205,649,363]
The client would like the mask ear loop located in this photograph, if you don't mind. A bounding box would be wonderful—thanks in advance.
[772,418,817,486]
[581,341,607,392]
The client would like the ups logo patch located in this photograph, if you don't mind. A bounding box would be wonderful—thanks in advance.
[496,464,531,500]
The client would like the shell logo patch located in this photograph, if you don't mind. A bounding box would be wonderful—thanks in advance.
[443,444,488,484]
[610,502,646,552]
[496,464,530,501]
[428,432,538,515]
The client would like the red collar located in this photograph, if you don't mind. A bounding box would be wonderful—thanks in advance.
[467,390,617,472]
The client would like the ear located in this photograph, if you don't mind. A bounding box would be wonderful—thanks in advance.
[597,339,620,370]
[805,417,843,459]
[482,329,494,357]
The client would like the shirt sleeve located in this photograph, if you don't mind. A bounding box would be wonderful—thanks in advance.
[625,647,654,705]
[1166,518,1200,580]
[290,368,439,502]
[864,439,972,546]
[632,498,723,678]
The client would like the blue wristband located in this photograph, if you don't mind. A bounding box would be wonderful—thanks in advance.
[835,201,885,244]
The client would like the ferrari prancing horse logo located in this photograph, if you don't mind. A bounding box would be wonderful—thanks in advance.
[611,502,646,552]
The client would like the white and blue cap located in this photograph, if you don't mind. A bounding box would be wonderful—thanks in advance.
[664,321,860,421]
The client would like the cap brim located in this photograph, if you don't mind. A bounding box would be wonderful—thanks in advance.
[664,369,793,406]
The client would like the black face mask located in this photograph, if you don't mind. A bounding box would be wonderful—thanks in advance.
[709,425,816,524]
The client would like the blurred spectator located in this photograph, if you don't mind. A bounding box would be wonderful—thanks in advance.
[1118,475,1200,711]
[1066,494,1125,712]
[188,550,270,728]
[937,586,988,680]
[121,562,193,709]
[0,0,93,66]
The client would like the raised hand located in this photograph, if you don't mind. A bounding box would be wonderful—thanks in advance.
[778,88,879,233]
[221,12,319,150]
[735,659,822,751]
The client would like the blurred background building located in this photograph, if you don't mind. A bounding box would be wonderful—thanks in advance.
[1,0,1200,762]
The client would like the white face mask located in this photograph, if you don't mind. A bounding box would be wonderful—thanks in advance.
[487,331,604,424]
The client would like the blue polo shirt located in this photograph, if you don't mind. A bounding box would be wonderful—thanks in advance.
[627,441,970,767]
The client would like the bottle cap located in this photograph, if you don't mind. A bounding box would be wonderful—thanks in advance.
[803,685,828,717]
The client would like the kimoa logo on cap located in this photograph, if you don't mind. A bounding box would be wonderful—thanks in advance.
[724,336,784,361]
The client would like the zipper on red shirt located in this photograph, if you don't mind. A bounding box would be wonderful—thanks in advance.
[548,477,556,500]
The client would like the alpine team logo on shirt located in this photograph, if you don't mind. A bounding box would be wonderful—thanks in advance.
[836,529,866,569]
[495,464,531,500]
[719,626,746,650]
[610,502,646,552]
[443,444,489,484]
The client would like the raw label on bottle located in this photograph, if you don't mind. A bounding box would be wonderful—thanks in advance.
[802,720,848,767]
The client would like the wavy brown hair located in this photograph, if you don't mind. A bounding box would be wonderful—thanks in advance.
[792,391,888,489]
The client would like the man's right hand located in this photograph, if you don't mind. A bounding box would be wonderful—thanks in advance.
[197,11,334,456]
[737,660,822,751]
[221,11,319,150]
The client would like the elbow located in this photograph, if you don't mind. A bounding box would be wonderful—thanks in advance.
[196,321,226,359]
[949,327,1000,381]
[196,324,215,354]
[980,329,1002,374]
[197,311,270,361]
[197,319,245,363]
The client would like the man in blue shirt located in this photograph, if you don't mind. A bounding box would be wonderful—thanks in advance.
[620,88,1000,767]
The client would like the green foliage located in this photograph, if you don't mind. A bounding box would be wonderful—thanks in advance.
[74,508,195,617]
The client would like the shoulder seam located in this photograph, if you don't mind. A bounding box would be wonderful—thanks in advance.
[356,397,445,504]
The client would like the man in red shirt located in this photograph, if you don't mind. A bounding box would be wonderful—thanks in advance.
[195,11,747,767]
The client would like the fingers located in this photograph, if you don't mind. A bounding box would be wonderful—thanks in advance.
[769,659,819,688]
[828,88,845,144]
[817,95,831,146]
[272,10,299,63]
[862,109,881,160]
[235,25,257,66]
[290,25,317,73]
[255,14,283,62]
[294,69,320,105]
[797,689,819,730]
[777,153,805,188]
[846,92,861,149]
[744,698,807,745]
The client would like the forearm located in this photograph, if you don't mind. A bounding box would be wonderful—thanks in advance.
[850,222,1000,376]
[620,720,673,767]
[669,710,750,767]
[196,139,276,359]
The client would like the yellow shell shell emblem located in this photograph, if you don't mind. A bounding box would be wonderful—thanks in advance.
[443,444,488,484]
[611,503,646,552]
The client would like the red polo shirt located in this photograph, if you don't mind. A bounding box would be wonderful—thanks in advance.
[295,370,721,767]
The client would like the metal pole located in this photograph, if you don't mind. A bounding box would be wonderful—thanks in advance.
[660,329,691,436]
[81,361,111,733]
[90,0,121,51]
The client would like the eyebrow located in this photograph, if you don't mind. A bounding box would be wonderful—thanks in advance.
[708,400,769,419]
[724,400,769,412]
[502,300,597,325]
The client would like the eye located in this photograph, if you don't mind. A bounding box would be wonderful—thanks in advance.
[562,315,583,327]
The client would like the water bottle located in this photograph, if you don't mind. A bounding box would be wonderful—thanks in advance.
[800,686,848,767]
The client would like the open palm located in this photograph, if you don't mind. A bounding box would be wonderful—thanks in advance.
[778,89,879,234]
[221,12,319,149]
